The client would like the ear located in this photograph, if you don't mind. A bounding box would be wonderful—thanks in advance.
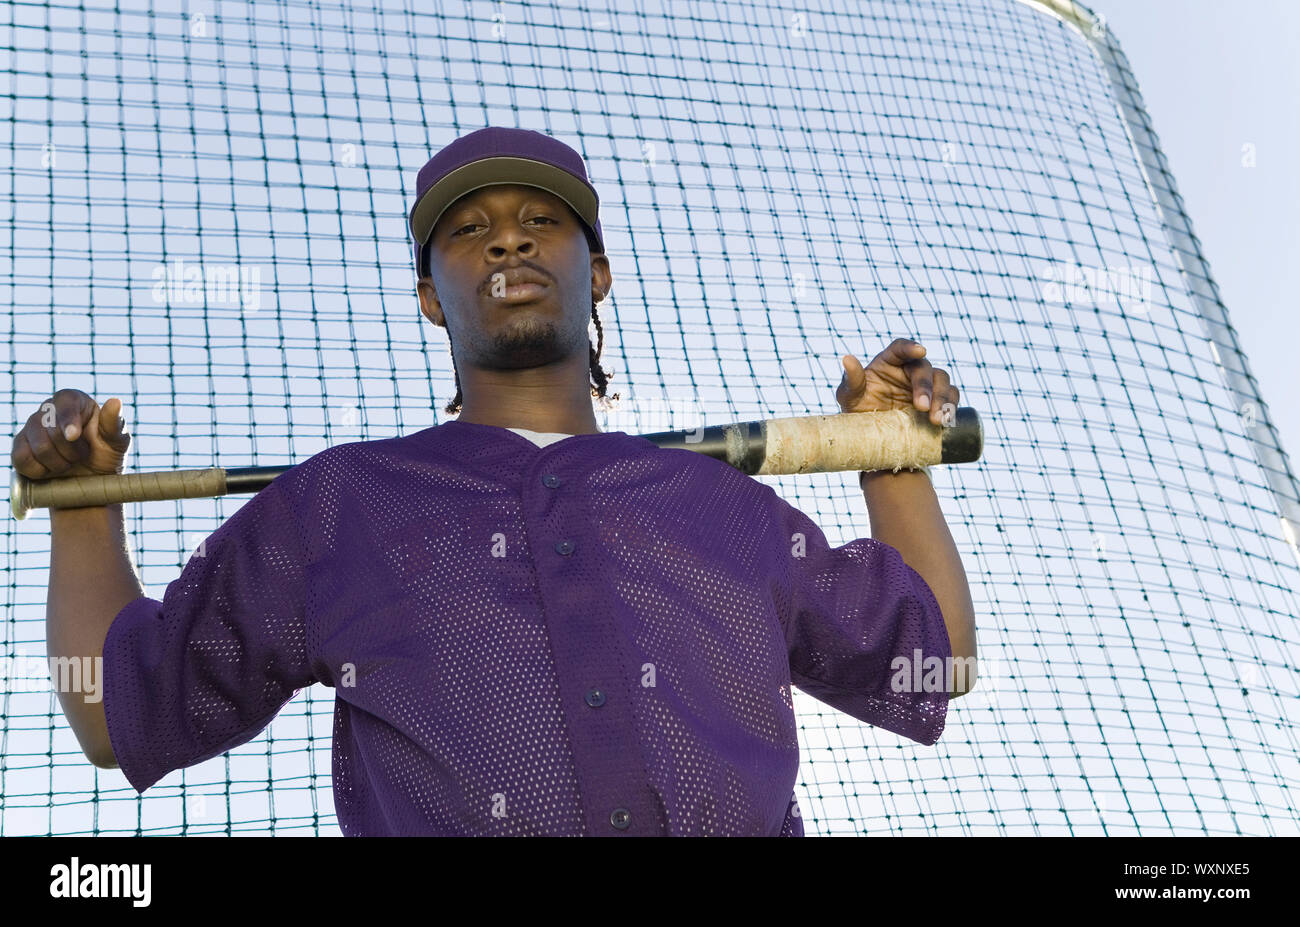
[416,278,445,327]
[590,253,613,305]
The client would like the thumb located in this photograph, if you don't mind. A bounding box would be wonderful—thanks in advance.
[97,397,130,445]
[840,354,866,387]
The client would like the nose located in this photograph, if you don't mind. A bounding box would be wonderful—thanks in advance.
[485,225,538,259]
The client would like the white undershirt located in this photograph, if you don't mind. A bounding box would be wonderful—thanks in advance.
[505,426,579,448]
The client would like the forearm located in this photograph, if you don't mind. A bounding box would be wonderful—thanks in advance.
[47,503,145,765]
[859,469,977,692]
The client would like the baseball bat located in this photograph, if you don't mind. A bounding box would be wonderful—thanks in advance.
[9,406,983,520]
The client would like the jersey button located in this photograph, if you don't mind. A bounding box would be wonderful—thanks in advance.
[610,808,631,830]
[555,539,574,555]
[584,688,606,708]
[542,473,560,488]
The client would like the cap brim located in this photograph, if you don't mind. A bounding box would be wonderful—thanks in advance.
[409,157,600,249]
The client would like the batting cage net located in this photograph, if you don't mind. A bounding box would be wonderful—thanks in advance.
[3,0,1298,835]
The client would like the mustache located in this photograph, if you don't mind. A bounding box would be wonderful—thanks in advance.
[480,262,554,294]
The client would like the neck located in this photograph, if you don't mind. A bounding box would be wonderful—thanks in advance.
[454,354,602,435]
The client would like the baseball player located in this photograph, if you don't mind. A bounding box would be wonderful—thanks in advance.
[14,127,976,836]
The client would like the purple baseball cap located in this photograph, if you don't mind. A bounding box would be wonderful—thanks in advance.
[408,127,605,279]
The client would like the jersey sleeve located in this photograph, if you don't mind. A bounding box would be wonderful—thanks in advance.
[101,475,315,793]
[762,485,951,745]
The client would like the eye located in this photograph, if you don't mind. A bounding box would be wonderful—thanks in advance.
[451,216,554,238]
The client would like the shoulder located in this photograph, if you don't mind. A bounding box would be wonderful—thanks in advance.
[266,426,443,505]
[619,435,782,535]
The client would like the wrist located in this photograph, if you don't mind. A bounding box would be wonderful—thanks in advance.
[859,466,931,489]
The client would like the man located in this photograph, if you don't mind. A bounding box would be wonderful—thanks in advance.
[14,126,975,836]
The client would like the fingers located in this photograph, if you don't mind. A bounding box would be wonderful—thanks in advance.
[841,338,964,420]
[926,369,952,424]
[10,429,52,479]
[939,383,960,425]
[19,414,78,476]
[906,356,934,410]
[910,365,963,424]
[915,369,960,425]
[879,337,926,367]
[11,389,97,478]
[50,390,95,458]
[885,340,960,422]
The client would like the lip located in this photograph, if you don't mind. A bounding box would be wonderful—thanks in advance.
[496,281,549,303]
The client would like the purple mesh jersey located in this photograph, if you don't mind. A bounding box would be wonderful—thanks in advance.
[102,419,952,835]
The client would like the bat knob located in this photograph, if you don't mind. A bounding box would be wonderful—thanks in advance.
[940,407,984,464]
[10,469,31,521]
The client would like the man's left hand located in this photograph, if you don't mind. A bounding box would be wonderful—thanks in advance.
[836,337,959,427]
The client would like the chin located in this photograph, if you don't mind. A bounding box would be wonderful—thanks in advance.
[488,317,568,368]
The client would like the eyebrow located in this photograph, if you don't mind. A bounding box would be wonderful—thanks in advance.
[441,194,565,237]
[450,192,560,217]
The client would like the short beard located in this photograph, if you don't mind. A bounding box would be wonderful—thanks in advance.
[482,313,576,370]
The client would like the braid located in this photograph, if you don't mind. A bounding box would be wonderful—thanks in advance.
[441,298,617,415]
[443,340,463,415]
[588,299,618,405]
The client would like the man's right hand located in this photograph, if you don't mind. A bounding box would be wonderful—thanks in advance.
[11,389,131,480]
